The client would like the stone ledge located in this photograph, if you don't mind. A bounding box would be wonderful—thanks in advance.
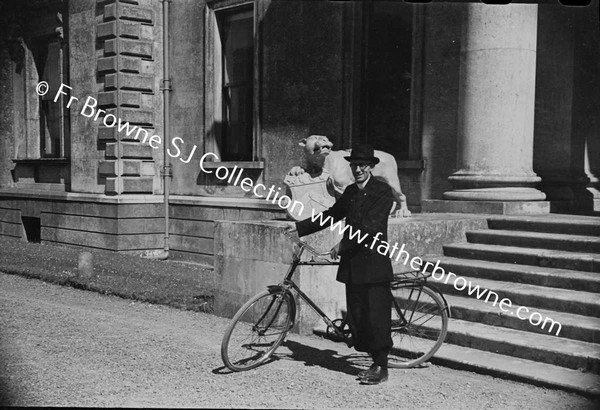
[0,189,287,210]
[0,188,163,204]
[169,195,283,211]
[422,199,550,215]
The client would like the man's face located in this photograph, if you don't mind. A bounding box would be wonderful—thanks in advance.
[349,162,373,183]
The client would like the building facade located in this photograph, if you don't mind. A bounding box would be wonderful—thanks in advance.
[0,0,598,263]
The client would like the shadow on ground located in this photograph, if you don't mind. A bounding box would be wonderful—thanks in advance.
[279,339,368,376]
[211,339,369,376]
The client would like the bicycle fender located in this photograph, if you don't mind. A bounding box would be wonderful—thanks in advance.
[425,283,452,318]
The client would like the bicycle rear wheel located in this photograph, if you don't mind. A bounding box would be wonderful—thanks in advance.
[221,289,295,372]
[388,283,448,368]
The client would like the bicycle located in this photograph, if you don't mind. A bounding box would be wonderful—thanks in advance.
[221,231,450,372]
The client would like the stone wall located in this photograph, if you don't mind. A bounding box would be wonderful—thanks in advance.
[214,214,488,335]
[168,197,285,264]
[0,191,164,250]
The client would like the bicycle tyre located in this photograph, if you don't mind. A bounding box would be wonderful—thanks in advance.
[388,283,448,369]
[221,289,295,372]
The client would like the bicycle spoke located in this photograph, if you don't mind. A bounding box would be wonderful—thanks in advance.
[221,291,294,371]
[388,284,448,368]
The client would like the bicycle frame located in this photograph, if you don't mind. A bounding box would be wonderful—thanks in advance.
[276,241,353,342]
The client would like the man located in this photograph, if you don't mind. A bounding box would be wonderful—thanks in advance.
[288,144,396,385]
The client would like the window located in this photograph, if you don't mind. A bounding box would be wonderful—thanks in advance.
[206,2,259,163]
[32,33,69,158]
[14,2,70,159]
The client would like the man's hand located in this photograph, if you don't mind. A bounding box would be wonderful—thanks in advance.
[395,205,411,218]
[284,226,298,237]
[330,241,342,260]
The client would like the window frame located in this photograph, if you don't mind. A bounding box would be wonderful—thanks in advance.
[14,6,70,161]
[10,1,71,191]
[204,0,263,167]
[342,3,425,169]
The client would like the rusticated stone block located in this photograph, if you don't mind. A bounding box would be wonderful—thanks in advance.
[42,227,119,251]
[98,91,141,108]
[104,73,154,92]
[0,220,24,239]
[106,142,154,159]
[99,159,143,176]
[97,21,117,39]
[118,109,153,126]
[97,56,141,74]
[122,176,153,193]
[120,56,143,73]
[97,56,117,73]
[120,91,142,107]
[104,38,152,59]
[141,161,155,176]
[98,126,117,141]
[104,3,153,24]
[98,160,118,176]
[97,20,141,40]
[119,20,142,39]
[122,160,142,176]
[105,177,120,194]
[117,233,163,251]
[98,91,117,108]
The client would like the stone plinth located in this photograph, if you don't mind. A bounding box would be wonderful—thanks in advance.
[422,200,550,215]
[213,214,488,335]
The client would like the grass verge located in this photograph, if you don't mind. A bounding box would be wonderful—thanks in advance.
[0,236,215,312]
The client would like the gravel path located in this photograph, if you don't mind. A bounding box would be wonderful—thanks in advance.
[0,272,596,409]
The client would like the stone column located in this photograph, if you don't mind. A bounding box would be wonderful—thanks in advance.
[441,3,547,211]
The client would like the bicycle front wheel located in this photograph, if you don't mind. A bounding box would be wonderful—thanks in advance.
[221,289,295,372]
[388,283,448,368]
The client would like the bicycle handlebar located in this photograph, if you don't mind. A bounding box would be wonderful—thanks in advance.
[282,228,334,259]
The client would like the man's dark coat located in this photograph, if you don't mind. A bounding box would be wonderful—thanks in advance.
[296,176,394,284]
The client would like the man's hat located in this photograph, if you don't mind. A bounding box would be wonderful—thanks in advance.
[344,144,380,164]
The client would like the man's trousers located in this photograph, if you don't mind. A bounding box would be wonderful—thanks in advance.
[345,282,393,366]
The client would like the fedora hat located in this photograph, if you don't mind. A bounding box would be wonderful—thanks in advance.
[344,144,380,164]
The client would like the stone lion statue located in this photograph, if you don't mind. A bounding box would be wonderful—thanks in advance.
[287,135,411,217]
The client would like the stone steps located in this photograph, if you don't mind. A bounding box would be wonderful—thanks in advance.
[444,293,600,343]
[488,215,600,236]
[467,229,600,253]
[428,214,600,395]
[444,243,600,272]
[445,318,600,373]
[430,340,600,397]
[312,323,600,397]
[432,274,600,317]
[434,256,600,292]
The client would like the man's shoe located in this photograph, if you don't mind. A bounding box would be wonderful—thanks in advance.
[360,366,388,385]
[357,363,378,379]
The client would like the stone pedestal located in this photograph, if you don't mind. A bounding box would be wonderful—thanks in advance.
[440,3,547,212]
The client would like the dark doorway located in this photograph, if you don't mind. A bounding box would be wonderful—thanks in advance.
[359,1,413,160]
